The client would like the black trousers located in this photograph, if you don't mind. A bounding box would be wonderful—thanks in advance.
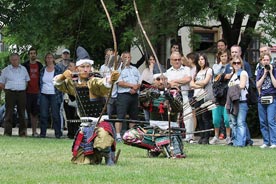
[4,90,27,136]
[63,101,79,138]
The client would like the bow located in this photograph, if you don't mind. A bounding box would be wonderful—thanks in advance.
[133,0,175,157]
[97,0,119,125]
[133,0,163,77]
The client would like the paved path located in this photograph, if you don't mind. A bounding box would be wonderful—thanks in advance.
[0,127,68,139]
[0,127,264,146]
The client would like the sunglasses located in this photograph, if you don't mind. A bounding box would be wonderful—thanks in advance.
[172,59,181,61]
[233,62,241,65]
[156,77,166,81]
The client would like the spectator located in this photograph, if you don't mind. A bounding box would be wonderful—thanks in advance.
[22,47,43,137]
[140,55,155,84]
[166,43,181,69]
[99,48,115,77]
[0,53,30,136]
[57,49,71,72]
[225,45,252,78]
[215,39,229,138]
[39,53,63,138]
[99,48,123,138]
[116,51,141,142]
[140,55,155,122]
[186,52,198,132]
[216,39,228,52]
[255,46,272,76]
[57,48,71,133]
[62,60,79,139]
[166,52,193,143]
[190,53,213,144]
[210,50,231,144]
[256,53,276,148]
[226,56,249,147]
[225,45,253,146]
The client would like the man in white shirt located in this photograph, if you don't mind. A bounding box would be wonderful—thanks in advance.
[0,53,30,136]
[166,52,194,143]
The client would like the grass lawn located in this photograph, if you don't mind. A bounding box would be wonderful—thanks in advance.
[0,136,276,184]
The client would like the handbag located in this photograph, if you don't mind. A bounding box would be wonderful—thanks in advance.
[261,96,273,104]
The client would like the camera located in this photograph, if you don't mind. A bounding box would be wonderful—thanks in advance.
[72,72,79,78]
[264,65,270,70]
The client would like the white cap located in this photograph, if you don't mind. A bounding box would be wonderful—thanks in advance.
[153,73,166,79]
[62,49,70,54]
[76,59,94,66]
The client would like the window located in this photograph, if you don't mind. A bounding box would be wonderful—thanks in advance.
[192,32,215,51]
[246,36,260,64]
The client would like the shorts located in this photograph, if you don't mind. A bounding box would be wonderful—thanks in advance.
[26,93,39,116]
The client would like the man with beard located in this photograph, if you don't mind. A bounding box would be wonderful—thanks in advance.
[123,73,186,158]
[23,47,43,136]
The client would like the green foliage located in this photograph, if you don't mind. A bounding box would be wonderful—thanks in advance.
[0,51,9,69]
[257,0,276,45]
[0,137,276,183]
[189,32,201,51]
[1,0,276,58]
[1,0,137,63]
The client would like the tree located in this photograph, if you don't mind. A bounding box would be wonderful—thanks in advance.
[176,0,276,58]
[1,0,137,66]
[133,0,276,62]
[2,0,276,65]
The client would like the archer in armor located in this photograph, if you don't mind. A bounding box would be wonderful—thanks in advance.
[53,46,120,165]
[123,73,186,158]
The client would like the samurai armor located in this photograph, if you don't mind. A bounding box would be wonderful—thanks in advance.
[75,87,105,117]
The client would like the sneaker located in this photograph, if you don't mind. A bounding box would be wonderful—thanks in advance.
[225,137,231,145]
[32,132,39,137]
[219,133,225,140]
[210,136,219,145]
[183,138,189,143]
[116,138,123,143]
[260,144,268,149]
[270,144,276,149]
[189,139,196,144]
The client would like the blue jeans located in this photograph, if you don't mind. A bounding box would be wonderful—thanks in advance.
[40,94,62,138]
[230,102,248,147]
[258,99,276,145]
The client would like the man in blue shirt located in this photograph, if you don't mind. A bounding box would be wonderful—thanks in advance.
[115,51,141,142]
[0,53,30,136]
[225,45,252,78]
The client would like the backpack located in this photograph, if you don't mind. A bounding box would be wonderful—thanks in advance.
[237,73,258,105]
[212,73,228,98]
[245,77,258,105]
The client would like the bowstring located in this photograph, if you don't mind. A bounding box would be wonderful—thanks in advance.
[73,0,86,59]
[70,0,88,119]
[138,26,148,62]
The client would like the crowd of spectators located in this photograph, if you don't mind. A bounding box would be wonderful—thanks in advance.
[0,41,276,149]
